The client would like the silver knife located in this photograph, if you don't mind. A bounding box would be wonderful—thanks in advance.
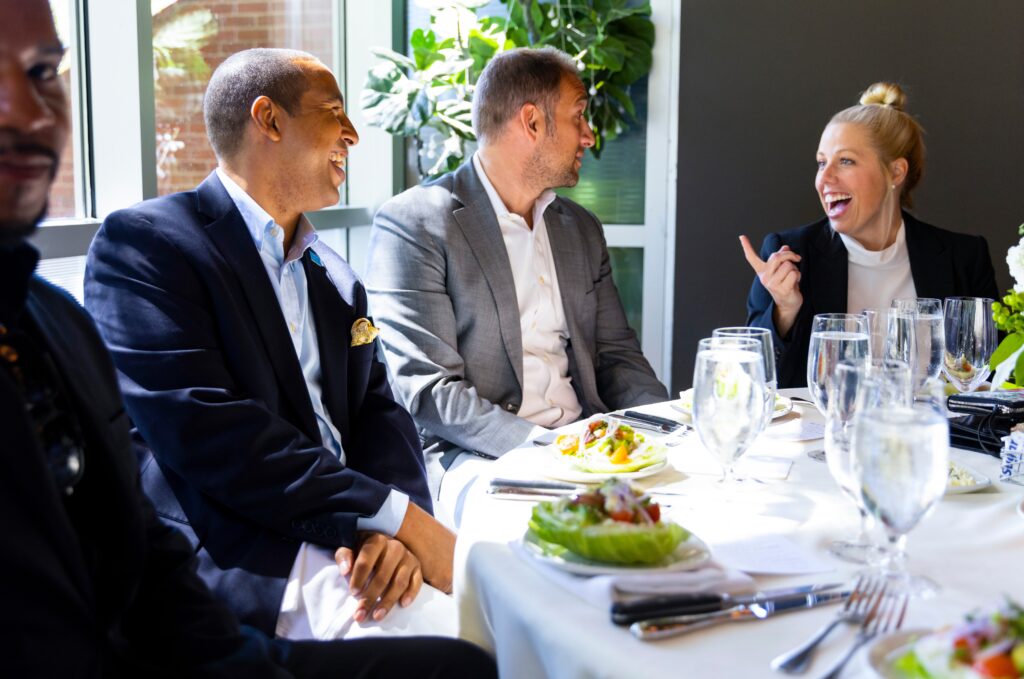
[611,582,843,624]
[630,590,850,641]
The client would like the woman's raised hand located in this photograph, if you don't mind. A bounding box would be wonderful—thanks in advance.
[739,235,803,337]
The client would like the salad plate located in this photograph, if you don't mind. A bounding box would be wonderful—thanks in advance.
[542,457,668,484]
[867,629,932,679]
[521,528,710,576]
[672,388,794,421]
[944,461,992,495]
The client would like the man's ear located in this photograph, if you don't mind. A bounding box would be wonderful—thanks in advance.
[516,102,544,142]
[250,95,283,142]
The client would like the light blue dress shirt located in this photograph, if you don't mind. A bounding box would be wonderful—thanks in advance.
[216,169,407,537]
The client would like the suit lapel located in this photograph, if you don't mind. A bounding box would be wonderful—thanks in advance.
[302,252,352,439]
[545,202,588,329]
[196,173,320,442]
[451,163,524,391]
[904,213,952,299]
[809,222,848,314]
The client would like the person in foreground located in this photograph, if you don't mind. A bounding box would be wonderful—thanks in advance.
[365,47,667,517]
[740,82,998,388]
[0,3,496,677]
[84,49,461,641]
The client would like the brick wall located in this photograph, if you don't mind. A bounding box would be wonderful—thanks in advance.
[156,0,333,195]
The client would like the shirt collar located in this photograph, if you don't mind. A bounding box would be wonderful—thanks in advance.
[472,153,557,228]
[0,241,40,324]
[216,168,318,264]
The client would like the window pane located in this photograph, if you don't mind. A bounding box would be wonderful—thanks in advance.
[47,0,83,219]
[609,247,643,342]
[556,77,648,225]
[152,0,335,196]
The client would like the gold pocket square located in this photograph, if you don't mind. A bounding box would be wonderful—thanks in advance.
[350,318,379,347]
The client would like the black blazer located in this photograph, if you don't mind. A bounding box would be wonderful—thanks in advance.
[746,212,999,388]
[0,273,290,678]
[84,173,431,635]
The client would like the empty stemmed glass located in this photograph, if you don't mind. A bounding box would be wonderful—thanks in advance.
[807,313,870,416]
[692,337,769,485]
[942,297,997,393]
[852,405,949,597]
[713,326,776,431]
[890,298,945,392]
[825,359,911,564]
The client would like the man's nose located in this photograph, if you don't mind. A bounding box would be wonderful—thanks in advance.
[338,112,359,147]
[0,58,56,132]
[580,119,595,148]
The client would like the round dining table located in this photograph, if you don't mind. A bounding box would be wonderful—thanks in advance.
[452,389,1024,678]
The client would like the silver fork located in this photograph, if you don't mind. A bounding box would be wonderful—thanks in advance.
[819,585,908,679]
[770,574,881,674]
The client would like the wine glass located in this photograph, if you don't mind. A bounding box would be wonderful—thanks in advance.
[890,298,945,391]
[713,326,776,430]
[807,313,870,415]
[825,359,912,563]
[692,337,768,484]
[852,405,949,597]
[942,297,996,393]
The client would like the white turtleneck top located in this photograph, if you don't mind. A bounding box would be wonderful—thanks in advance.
[838,221,917,313]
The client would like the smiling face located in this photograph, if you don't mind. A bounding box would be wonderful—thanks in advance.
[272,60,359,215]
[0,0,69,243]
[815,122,904,248]
[529,74,594,190]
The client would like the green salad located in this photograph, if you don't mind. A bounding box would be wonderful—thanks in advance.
[528,479,688,565]
[554,420,667,473]
[893,600,1024,678]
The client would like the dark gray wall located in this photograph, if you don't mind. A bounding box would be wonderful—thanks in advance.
[671,0,1024,391]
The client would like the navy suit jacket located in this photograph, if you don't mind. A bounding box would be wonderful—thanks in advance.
[0,262,291,678]
[746,212,999,388]
[84,173,431,635]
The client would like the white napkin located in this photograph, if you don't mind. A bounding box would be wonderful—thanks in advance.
[510,540,754,610]
[761,419,825,442]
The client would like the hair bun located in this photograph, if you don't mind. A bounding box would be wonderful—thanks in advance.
[858,82,906,111]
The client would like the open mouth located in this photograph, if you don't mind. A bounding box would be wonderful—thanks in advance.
[824,192,851,218]
[328,150,346,175]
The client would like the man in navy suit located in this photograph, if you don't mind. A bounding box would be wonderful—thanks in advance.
[84,49,457,639]
[1,2,495,676]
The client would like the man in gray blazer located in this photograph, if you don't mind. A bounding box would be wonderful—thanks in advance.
[365,47,666,514]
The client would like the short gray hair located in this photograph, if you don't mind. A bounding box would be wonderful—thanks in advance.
[203,48,317,160]
[472,47,580,144]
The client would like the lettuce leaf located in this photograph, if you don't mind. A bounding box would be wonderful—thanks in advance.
[573,443,667,474]
[529,501,688,564]
[892,650,934,679]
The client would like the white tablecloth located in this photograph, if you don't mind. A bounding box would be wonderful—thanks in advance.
[453,390,1024,678]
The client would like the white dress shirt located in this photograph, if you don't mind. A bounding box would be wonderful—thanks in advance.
[840,221,917,313]
[472,154,582,428]
[215,169,407,535]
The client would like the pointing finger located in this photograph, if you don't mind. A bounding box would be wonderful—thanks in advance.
[739,235,766,273]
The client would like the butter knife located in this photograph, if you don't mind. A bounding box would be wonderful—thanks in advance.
[611,582,843,625]
[630,590,850,641]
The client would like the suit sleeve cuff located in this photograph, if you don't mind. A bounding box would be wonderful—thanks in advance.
[355,489,410,537]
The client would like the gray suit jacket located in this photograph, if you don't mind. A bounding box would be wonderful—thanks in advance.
[365,160,667,458]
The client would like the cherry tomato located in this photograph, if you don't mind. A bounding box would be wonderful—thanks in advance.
[973,653,1020,678]
[609,509,633,523]
[645,503,661,523]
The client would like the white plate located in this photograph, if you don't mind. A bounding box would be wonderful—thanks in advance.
[867,629,933,679]
[672,389,794,421]
[521,528,711,576]
[944,462,992,495]
[541,458,669,484]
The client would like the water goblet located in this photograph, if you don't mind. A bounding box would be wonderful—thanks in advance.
[713,326,776,430]
[942,297,996,393]
[890,298,945,391]
[824,359,911,564]
[807,313,870,416]
[852,405,949,597]
[692,337,768,485]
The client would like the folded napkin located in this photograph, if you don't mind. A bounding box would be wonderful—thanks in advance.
[510,540,754,611]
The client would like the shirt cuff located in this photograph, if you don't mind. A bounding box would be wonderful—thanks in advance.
[355,489,410,537]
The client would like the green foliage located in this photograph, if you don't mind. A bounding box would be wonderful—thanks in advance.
[152,6,217,95]
[360,0,655,179]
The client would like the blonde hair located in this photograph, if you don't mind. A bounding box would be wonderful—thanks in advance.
[829,82,925,208]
